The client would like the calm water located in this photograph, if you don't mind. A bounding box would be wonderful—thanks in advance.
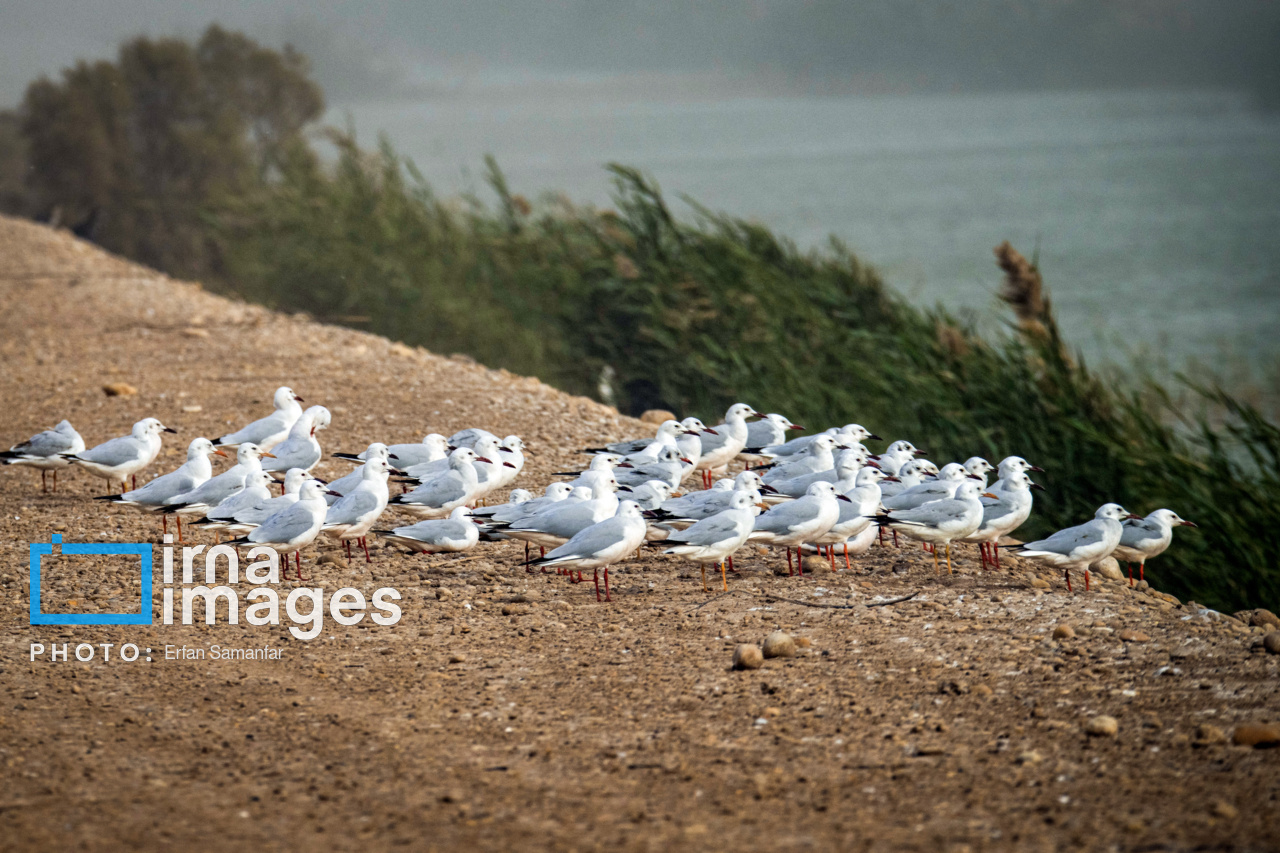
[337,88,1280,374]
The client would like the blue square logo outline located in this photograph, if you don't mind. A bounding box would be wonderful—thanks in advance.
[30,535,153,625]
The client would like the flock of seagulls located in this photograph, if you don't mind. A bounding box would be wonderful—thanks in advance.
[2,387,1197,601]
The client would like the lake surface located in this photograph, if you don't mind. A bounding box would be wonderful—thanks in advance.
[336,87,1280,376]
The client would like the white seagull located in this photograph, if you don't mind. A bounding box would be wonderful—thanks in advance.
[661,491,760,591]
[63,417,175,493]
[1010,503,1140,591]
[227,480,331,580]
[377,506,480,555]
[1,419,85,491]
[213,386,304,451]
[525,501,649,602]
[1113,508,1196,586]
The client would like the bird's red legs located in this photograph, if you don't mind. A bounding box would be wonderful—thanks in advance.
[523,542,529,563]
[594,569,602,602]
[786,547,793,576]
[163,515,168,536]
[294,551,309,582]
[1084,569,1090,592]
[344,540,352,562]
[540,546,546,558]
[41,470,47,492]
[844,543,851,571]
[828,545,836,571]
[361,537,371,563]
[1139,561,1144,583]
[892,530,900,548]
[727,555,736,573]
[720,559,728,591]
[700,564,708,593]
[1127,562,1133,587]
[1064,568,1072,592]
[52,471,57,491]
[176,515,183,544]
[603,567,612,602]
[132,474,137,490]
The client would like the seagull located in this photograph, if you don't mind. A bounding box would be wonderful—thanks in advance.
[447,427,500,449]
[161,443,273,527]
[694,403,763,487]
[765,445,870,500]
[881,462,977,511]
[873,481,992,574]
[987,456,1045,497]
[1009,503,1140,591]
[389,447,487,518]
[581,419,687,456]
[191,471,278,534]
[746,423,878,462]
[227,480,331,580]
[63,417,175,493]
[615,446,690,490]
[661,491,760,591]
[333,433,448,469]
[554,453,631,489]
[875,440,927,477]
[494,435,526,490]
[323,457,393,562]
[497,471,620,550]
[962,457,995,487]
[1113,509,1197,586]
[619,479,674,511]
[877,459,928,501]
[740,413,805,462]
[213,386,304,451]
[377,506,480,555]
[1,419,84,491]
[761,434,849,485]
[261,405,330,481]
[656,470,765,520]
[749,481,849,576]
[471,483,569,525]
[524,501,649,601]
[195,468,313,535]
[960,470,1043,569]
[808,466,892,570]
[325,443,398,505]
[95,437,224,540]
[469,436,520,503]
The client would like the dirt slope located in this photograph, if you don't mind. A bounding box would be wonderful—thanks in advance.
[0,215,1277,851]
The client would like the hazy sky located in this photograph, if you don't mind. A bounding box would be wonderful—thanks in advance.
[1,1,1278,106]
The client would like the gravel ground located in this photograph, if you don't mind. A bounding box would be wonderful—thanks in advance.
[1,214,1278,851]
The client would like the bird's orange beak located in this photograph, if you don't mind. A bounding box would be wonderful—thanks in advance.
[213,449,227,457]
[261,452,277,459]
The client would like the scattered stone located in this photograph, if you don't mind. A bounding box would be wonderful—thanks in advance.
[639,409,677,425]
[1016,750,1043,765]
[1231,723,1280,748]
[1118,629,1150,643]
[1052,624,1075,640]
[794,637,812,649]
[972,684,993,698]
[1193,724,1227,747]
[448,653,467,664]
[318,553,344,567]
[102,382,137,397]
[937,679,970,696]
[761,631,796,659]
[1213,801,1239,820]
[1263,632,1280,655]
[801,556,827,575]
[182,327,209,338]
[1031,578,1051,590]
[1236,609,1280,630]
[1091,556,1124,581]
[1085,715,1119,737]
[732,644,764,671]
[501,603,529,616]
[435,588,453,601]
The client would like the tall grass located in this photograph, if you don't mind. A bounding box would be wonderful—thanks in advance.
[207,131,1280,614]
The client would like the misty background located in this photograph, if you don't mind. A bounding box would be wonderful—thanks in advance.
[2,0,1279,378]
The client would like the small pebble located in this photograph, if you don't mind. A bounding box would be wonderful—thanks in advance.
[1085,715,1119,737]
[1231,723,1280,748]
[761,631,796,659]
[1052,624,1075,640]
[1118,628,1150,643]
[732,644,764,671]
[1262,632,1280,655]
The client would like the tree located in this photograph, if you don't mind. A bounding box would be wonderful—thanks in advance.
[19,25,323,279]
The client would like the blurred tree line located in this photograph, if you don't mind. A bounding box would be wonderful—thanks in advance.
[0,25,322,280]
[0,28,1276,614]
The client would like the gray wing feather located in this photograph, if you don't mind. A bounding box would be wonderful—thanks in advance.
[326,489,381,525]
[79,436,143,466]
